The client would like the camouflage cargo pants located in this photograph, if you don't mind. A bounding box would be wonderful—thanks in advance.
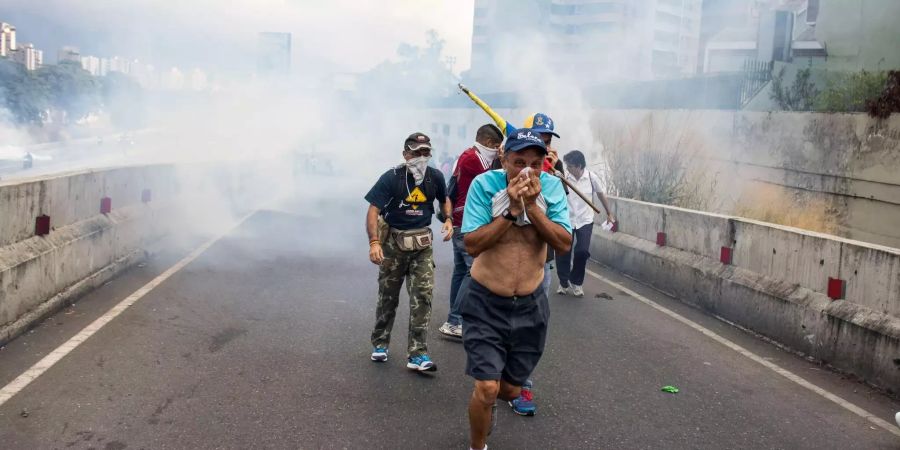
[370,233,434,358]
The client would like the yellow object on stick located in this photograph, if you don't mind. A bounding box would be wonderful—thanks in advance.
[457,83,601,214]
[458,83,514,136]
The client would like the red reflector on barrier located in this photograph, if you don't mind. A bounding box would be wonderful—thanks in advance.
[142,189,152,203]
[656,232,666,246]
[100,197,112,214]
[720,246,733,265]
[35,215,50,236]
[827,277,845,300]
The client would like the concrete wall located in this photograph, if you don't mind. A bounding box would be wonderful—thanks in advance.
[590,109,900,248]
[596,196,900,391]
[0,159,295,345]
[0,166,178,247]
[423,108,900,248]
[817,0,900,72]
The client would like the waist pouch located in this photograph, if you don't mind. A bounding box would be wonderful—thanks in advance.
[391,227,433,252]
[377,216,390,243]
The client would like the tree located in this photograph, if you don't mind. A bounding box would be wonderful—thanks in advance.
[35,60,102,122]
[770,67,819,111]
[354,30,457,107]
[0,58,50,124]
[102,71,147,129]
[817,70,889,113]
[866,70,900,119]
[597,117,718,211]
[0,58,141,127]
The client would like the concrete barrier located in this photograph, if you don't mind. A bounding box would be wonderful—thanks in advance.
[732,219,843,297]
[0,159,295,346]
[0,205,163,344]
[592,197,900,392]
[0,166,179,247]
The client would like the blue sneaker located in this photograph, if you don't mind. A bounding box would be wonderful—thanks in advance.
[406,354,437,372]
[509,380,536,416]
[371,347,388,362]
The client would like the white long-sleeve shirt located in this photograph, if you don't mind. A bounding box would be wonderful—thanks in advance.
[564,169,605,229]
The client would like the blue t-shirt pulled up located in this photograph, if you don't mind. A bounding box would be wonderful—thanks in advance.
[462,170,571,234]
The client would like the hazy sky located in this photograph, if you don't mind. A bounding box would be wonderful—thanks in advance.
[0,0,475,75]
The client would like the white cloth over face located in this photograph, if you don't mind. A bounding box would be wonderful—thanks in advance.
[405,156,430,185]
[473,142,499,167]
[489,188,548,227]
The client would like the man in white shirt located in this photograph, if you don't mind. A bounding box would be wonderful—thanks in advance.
[555,150,616,297]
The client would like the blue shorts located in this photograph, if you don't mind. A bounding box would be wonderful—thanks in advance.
[461,279,550,386]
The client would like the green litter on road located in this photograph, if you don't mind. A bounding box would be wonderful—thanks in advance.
[661,385,680,394]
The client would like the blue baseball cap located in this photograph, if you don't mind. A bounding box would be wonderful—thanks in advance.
[523,113,560,138]
[504,128,548,155]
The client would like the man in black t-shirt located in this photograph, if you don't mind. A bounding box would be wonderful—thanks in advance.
[364,132,453,372]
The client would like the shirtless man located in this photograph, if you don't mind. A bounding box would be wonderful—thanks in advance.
[460,129,572,450]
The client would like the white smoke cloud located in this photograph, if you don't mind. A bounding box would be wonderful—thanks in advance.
[3,0,475,74]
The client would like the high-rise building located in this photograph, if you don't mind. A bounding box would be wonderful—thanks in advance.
[130,61,159,89]
[81,55,102,76]
[100,58,111,76]
[646,0,703,78]
[11,42,41,71]
[58,46,81,64]
[108,56,132,75]
[161,67,185,90]
[697,0,761,70]
[467,0,702,90]
[470,0,545,86]
[257,32,292,76]
[700,0,830,73]
[1,22,16,57]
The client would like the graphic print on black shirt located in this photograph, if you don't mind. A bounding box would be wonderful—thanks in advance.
[365,166,447,231]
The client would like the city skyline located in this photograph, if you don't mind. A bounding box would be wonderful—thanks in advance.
[0,18,212,91]
[468,0,704,89]
[0,1,476,77]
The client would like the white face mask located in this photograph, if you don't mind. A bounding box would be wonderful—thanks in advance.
[405,156,430,185]
[474,142,499,162]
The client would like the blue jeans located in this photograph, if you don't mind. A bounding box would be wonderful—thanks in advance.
[556,223,594,287]
[542,262,552,297]
[448,228,474,326]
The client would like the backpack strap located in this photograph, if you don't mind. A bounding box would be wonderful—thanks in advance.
[391,166,438,206]
[422,166,438,202]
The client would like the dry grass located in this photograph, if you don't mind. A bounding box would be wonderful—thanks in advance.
[596,114,719,211]
[592,112,845,236]
[731,183,840,234]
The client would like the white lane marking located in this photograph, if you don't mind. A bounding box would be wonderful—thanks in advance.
[586,269,900,438]
[0,211,258,407]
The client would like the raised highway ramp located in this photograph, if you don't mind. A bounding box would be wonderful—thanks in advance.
[1,202,898,449]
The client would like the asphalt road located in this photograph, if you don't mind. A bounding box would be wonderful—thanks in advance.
[1,204,899,449]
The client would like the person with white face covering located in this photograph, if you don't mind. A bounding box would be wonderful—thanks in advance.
[365,132,453,372]
[439,124,504,339]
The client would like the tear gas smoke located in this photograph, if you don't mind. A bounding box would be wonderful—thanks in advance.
[0,1,477,251]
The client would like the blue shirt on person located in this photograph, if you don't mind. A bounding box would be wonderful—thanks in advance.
[462,169,571,235]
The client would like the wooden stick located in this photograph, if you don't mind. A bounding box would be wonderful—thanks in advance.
[459,83,602,214]
[552,171,602,214]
